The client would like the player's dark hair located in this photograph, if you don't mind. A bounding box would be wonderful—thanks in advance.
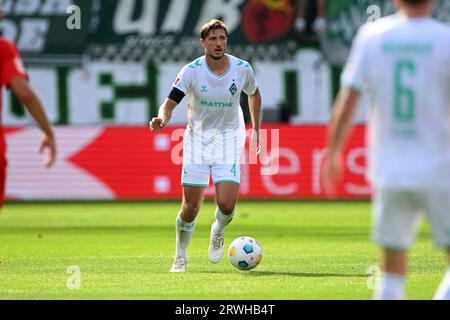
[200,19,228,40]
[401,0,431,5]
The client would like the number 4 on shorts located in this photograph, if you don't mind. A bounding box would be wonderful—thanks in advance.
[230,164,237,177]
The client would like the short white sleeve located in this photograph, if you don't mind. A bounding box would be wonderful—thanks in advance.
[173,65,193,95]
[341,25,371,92]
[243,65,258,96]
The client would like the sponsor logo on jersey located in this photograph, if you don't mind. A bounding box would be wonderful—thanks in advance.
[200,85,208,93]
[201,100,233,108]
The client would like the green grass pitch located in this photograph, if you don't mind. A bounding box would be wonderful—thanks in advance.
[0,201,446,300]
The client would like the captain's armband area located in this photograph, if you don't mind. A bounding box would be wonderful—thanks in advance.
[168,87,185,104]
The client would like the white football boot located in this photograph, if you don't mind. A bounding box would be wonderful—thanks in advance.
[170,256,187,272]
[208,223,224,263]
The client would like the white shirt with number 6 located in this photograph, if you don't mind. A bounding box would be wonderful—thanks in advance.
[342,14,450,189]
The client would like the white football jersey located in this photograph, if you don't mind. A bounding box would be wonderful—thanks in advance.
[342,14,450,189]
[174,54,257,137]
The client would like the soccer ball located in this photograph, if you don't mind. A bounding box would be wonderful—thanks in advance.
[228,236,262,271]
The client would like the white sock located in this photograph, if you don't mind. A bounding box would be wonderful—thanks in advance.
[175,215,195,259]
[312,17,327,34]
[434,268,450,300]
[212,207,235,234]
[294,17,306,32]
[374,273,406,300]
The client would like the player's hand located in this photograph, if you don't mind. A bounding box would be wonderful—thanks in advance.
[250,129,263,158]
[322,151,343,198]
[39,134,56,168]
[149,117,166,133]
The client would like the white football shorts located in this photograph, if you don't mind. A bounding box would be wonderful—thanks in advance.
[180,132,244,187]
[373,188,450,250]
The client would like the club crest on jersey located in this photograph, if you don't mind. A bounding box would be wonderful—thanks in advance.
[229,83,237,96]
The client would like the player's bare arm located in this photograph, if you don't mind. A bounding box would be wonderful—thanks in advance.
[323,88,360,195]
[248,88,262,155]
[9,77,56,168]
[149,98,178,133]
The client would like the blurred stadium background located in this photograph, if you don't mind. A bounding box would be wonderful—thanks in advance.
[0,0,448,202]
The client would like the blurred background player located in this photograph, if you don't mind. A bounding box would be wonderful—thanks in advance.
[323,0,450,299]
[0,9,56,208]
[295,0,327,36]
[149,19,262,272]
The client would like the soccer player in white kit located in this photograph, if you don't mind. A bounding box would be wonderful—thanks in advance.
[149,19,262,272]
[323,0,450,299]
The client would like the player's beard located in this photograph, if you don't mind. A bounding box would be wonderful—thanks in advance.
[209,51,225,61]
[209,54,224,61]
